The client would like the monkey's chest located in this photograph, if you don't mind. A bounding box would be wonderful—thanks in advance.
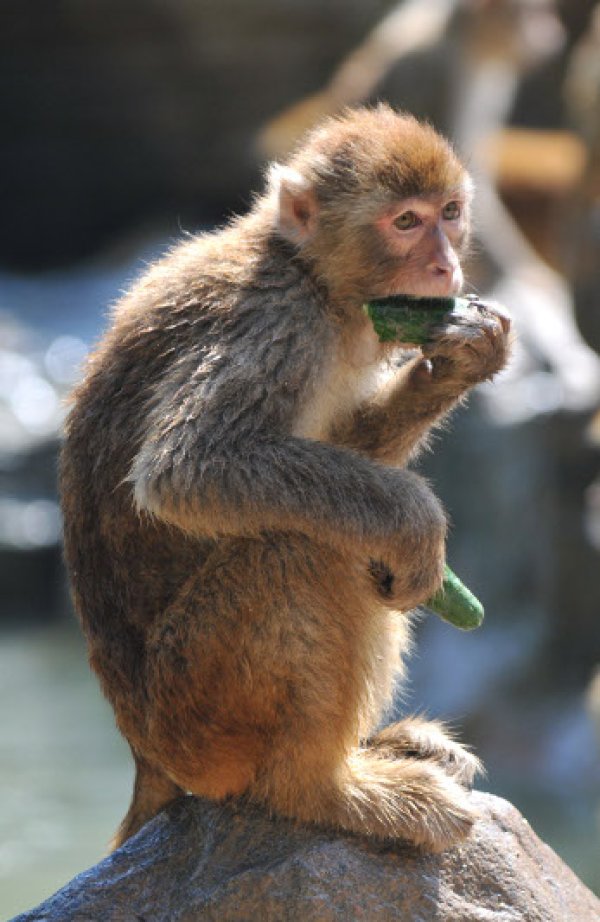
[292,331,388,441]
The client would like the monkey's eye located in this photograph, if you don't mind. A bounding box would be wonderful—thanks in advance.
[393,211,421,231]
[442,201,461,220]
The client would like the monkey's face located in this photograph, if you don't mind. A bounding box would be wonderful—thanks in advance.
[297,182,472,306]
[270,107,472,305]
[371,188,470,299]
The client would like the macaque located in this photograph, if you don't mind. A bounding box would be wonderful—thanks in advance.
[60,105,511,853]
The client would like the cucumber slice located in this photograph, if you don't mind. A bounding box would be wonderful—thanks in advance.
[363,294,476,345]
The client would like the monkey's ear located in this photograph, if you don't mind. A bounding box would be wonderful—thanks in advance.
[269,164,319,244]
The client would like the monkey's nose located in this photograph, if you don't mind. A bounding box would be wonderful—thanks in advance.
[429,264,461,296]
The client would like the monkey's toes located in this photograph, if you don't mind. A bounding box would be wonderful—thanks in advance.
[405,766,479,853]
[370,720,483,788]
[435,743,483,788]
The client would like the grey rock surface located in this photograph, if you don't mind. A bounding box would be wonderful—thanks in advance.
[12,791,600,921]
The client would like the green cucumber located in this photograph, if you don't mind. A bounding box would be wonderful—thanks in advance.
[363,294,477,345]
[426,565,484,630]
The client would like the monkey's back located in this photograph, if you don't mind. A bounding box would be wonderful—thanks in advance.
[59,220,325,729]
[60,322,207,729]
[60,231,254,716]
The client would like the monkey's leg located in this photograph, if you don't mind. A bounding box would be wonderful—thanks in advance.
[367,718,483,787]
[111,750,185,851]
[137,533,476,853]
[137,532,388,800]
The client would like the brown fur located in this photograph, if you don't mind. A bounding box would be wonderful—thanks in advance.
[59,105,509,852]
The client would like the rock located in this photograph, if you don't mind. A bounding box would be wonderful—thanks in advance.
[12,792,600,921]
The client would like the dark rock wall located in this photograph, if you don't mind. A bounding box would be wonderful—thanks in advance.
[0,0,388,269]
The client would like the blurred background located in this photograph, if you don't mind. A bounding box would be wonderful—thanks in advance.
[2,0,600,915]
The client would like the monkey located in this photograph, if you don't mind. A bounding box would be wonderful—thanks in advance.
[59,105,511,854]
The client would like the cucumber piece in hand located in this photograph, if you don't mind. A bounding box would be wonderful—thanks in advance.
[363,294,477,345]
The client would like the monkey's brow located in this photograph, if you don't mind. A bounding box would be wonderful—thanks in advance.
[390,191,468,214]
[444,187,470,201]
[423,188,470,204]
[403,182,468,200]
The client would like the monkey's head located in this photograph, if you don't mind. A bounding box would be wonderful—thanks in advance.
[267,105,473,305]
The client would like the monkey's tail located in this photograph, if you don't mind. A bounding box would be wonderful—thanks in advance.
[111,752,186,852]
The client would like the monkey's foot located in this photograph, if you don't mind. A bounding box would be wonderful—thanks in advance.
[389,761,480,852]
[368,718,483,788]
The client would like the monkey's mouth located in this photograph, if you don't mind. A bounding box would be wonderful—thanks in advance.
[384,270,463,300]
[397,277,463,300]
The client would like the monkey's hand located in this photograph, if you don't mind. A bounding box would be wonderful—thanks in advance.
[367,478,446,612]
[421,299,512,393]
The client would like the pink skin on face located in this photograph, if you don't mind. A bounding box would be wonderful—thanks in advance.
[375,191,469,298]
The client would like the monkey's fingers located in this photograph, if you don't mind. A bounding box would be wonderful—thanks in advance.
[422,302,511,384]
[422,299,510,346]
[476,299,511,335]
[368,558,395,598]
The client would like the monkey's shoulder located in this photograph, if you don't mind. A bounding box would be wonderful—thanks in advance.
[107,224,326,344]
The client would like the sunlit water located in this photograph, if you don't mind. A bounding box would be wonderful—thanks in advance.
[1,620,599,918]
[0,623,131,919]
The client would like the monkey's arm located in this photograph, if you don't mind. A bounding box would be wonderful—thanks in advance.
[128,315,446,609]
[132,424,440,552]
[330,354,462,465]
[131,431,446,610]
[331,303,511,465]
